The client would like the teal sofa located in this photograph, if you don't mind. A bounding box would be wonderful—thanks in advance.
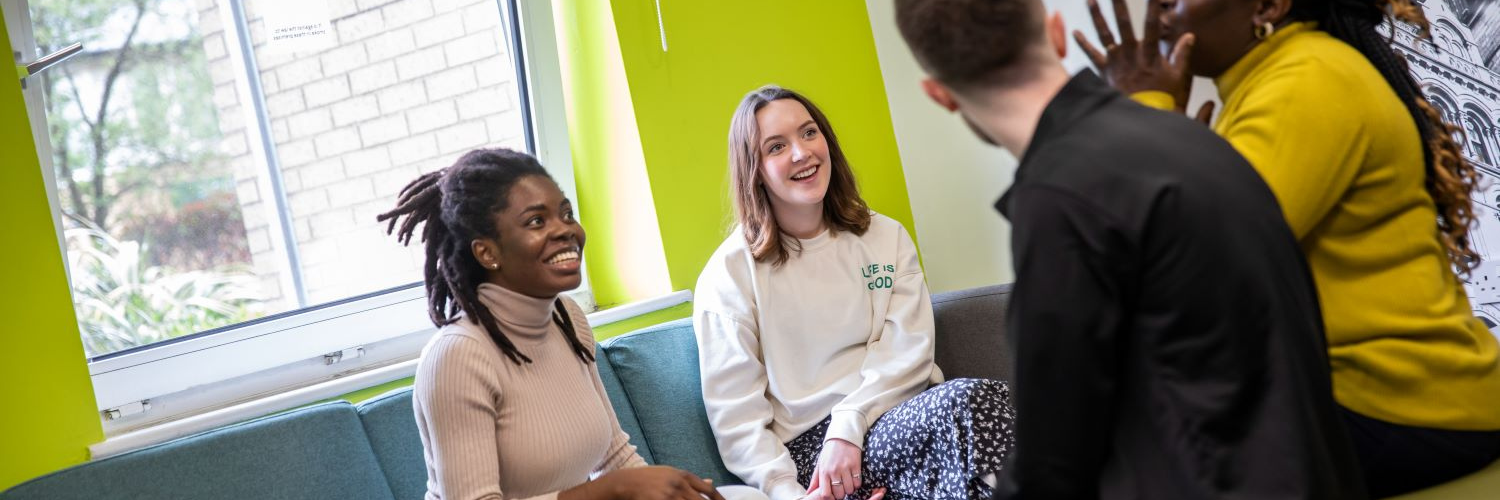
[1,286,1015,499]
[8,282,1496,499]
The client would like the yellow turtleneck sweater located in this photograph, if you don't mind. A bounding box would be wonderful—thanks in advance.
[1136,22,1500,430]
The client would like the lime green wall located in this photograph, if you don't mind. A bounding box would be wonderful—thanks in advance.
[592,302,693,340]
[607,0,918,292]
[551,0,673,309]
[0,9,105,491]
[556,1,918,301]
[329,378,416,404]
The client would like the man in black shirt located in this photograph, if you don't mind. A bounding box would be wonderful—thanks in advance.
[895,0,1365,498]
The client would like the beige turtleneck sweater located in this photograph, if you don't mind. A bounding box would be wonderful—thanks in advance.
[414,283,646,500]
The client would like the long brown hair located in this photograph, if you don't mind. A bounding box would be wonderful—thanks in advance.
[727,86,871,266]
[1289,0,1481,275]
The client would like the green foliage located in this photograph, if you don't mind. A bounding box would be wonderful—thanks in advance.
[65,218,264,358]
[32,0,259,347]
[33,0,244,268]
[29,0,117,54]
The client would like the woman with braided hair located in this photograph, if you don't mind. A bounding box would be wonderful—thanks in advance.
[1077,0,1500,494]
[379,148,737,500]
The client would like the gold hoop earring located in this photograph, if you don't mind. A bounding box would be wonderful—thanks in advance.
[1254,21,1275,40]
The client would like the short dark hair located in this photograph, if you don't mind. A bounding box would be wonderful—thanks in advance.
[895,0,1046,88]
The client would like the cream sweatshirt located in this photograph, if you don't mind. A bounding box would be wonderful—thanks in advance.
[414,283,645,500]
[693,213,942,500]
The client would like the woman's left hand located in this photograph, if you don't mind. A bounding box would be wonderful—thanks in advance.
[813,438,863,499]
[1073,0,1196,112]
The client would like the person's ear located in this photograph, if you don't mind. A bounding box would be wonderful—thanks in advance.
[1047,11,1067,58]
[922,78,960,112]
[1254,0,1292,28]
[471,238,501,271]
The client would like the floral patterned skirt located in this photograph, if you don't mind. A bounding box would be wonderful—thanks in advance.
[786,378,1016,500]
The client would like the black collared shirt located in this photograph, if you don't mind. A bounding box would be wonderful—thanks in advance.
[994,72,1365,499]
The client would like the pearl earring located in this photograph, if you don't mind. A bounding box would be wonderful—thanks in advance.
[1254,21,1275,40]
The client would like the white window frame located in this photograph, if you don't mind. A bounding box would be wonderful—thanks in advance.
[10,0,588,436]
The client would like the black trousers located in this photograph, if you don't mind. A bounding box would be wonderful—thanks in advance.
[1340,406,1500,498]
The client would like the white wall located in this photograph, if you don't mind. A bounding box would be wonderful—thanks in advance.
[864,0,1018,293]
[866,0,1214,293]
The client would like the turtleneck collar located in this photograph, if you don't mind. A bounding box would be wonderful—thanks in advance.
[476,282,559,339]
[1215,21,1318,102]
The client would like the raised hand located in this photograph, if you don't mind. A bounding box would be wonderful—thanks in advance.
[1073,0,1196,112]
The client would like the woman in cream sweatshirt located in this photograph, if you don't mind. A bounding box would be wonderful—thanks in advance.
[694,86,1015,500]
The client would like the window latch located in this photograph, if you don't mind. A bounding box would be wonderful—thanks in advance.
[103,400,150,421]
[323,346,366,365]
[17,42,83,87]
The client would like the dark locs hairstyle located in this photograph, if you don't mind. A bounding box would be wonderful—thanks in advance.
[1289,0,1481,275]
[376,148,593,365]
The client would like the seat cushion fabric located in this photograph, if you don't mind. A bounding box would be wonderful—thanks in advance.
[601,319,742,485]
[1,402,394,500]
[357,387,428,500]
[931,284,1012,382]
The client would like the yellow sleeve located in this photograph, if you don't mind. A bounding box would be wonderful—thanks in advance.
[1130,91,1176,111]
[1214,63,1369,238]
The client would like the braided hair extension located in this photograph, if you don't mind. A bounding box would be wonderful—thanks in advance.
[1289,0,1482,275]
[377,148,593,365]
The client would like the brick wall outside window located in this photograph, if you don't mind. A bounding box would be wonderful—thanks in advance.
[198,0,527,310]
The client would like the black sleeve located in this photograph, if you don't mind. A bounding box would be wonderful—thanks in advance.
[997,185,1130,500]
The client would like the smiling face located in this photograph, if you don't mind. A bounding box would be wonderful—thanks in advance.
[755,98,832,215]
[475,175,586,298]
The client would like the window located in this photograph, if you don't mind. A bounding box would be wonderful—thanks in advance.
[1426,89,1459,130]
[1434,22,1469,57]
[1464,111,1494,165]
[10,0,580,433]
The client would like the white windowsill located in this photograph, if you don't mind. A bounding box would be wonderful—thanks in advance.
[88,289,693,459]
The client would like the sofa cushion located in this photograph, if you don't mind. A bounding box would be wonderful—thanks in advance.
[0,402,394,500]
[600,319,742,485]
[1389,458,1500,500]
[931,284,1012,382]
[596,344,657,464]
[356,388,427,500]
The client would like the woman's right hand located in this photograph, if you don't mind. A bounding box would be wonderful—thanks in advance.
[1073,0,1196,111]
[575,465,726,500]
[802,474,886,500]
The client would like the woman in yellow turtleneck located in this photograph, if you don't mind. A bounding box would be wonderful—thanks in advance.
[1076,0,1500,495]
